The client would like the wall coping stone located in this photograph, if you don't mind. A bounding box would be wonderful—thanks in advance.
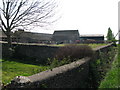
[12,57,90,84]
[93,43,113,51]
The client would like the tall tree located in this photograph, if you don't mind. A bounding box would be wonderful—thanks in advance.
[106,27,115,41]
[0,0,58,47]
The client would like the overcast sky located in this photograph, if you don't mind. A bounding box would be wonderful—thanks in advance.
[33,0,119,40]
[0,0,120,39]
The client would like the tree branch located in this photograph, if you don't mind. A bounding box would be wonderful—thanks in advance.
[0,0,58,34]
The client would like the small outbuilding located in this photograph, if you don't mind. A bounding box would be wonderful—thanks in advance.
[80,34,104,43]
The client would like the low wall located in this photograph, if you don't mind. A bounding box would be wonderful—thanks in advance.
[7,57,90,88]
[2,43,59,64]
[4,43,116,88]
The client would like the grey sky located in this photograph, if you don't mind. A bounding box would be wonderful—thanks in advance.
[0,0,120,40]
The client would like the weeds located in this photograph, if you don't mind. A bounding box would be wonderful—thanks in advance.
[98,45,120,88]
[89,46,117,88]
[47,44,94,69]
[47,57,71,69]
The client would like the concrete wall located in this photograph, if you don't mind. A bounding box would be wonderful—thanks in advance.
[4,43,115,89]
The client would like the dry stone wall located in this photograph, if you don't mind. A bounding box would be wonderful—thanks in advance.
[6,57,90,88]
[2,43,59,64]
[2,43,115,88]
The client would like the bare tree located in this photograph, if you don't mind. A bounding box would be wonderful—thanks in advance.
[0,0,58,47]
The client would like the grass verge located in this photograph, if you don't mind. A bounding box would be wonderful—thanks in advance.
[99,45,120,88]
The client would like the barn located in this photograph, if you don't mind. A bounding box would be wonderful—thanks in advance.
[14,29,52,43]
[52,30,80,44]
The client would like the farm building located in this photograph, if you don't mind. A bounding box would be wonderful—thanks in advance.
[14,29,52,43]
[52,30,80,44]
[0,29,52,43]
[0,29,105,44]
[0,30,16,42]
[80,34,104,43]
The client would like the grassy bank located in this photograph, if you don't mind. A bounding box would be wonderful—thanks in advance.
[99,45,120,88]
[1,59,50,85]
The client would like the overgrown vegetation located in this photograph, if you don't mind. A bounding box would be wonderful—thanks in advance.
[47,57,71,69]
[88,45,117,88]
[46,44,94,69]
[54,44,94,62]
[98,45,120,88]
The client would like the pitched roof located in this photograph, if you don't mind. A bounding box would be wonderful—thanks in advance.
[14,31,52,40]
[53,30,80,36]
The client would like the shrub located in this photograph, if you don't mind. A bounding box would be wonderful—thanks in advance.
[48,57,71,69]
[54,44,94,62]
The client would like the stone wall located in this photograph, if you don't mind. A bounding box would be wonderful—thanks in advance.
[89,43,116,88]
[2,43,59,64]
[2,42,116,89]
[4,43,116,89]
[6,57,90,88]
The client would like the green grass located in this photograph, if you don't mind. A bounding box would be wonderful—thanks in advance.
[1,59,50,85]
[49,43,107,48]
[16,43,107,48]
[99,45,120,88]
[88,44,107,48]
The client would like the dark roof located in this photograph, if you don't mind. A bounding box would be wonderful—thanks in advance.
[80,34,104,37]
[14,31,52,40]
[53,30,80,36]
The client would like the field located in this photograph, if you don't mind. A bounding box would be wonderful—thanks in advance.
[1,44,108,85]
[99,45,120,88]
